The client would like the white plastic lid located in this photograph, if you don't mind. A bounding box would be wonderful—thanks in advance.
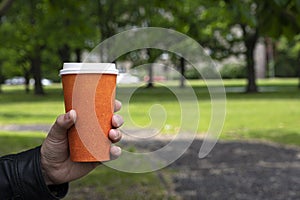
[60,63,118,75]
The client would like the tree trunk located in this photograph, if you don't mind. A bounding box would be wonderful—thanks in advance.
[180,57,185,88]
[246,50,257,93]
[146,49,154,88]
[30,52,44,95]
[58,44,71,62]
[265,37,275,78]
[243,27,258,93]
[298,64,300,89]
[24,69,30,94]
[75,48,81,62]
[0,0,14,17]
[297,51,300,89]
[0,64,2,94]
[146,64,154,88]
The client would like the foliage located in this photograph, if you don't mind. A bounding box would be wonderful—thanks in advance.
[275,55,299,77]
[185,68,201,79]
[0,0,99,93]
[0,0,300,93]
[220,63,247,79]
[274,36,300,77]
[259,0,300,39]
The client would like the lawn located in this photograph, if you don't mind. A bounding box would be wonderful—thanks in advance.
[0,78,300,144]
[0,78,299,199]
[0,85,65,124]
[115,78,300,145]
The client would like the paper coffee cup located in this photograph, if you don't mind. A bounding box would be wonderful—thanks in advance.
[60,63,118,162]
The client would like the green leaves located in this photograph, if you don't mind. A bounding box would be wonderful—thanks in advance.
[274,0,290,7]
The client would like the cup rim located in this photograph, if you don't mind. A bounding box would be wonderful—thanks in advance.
[60,63,119,75]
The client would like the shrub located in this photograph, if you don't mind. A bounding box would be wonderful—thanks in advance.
[185,66,219,79]
[274,55,299,77]
[220,63,246,79]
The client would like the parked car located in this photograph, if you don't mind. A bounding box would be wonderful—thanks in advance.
[5,77,52,86]
[30,78,53,86]
[4,77,25,85]
[117,73,140,84]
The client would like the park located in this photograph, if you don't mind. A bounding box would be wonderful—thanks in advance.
[0,0,300,199]
[0,78,299,199]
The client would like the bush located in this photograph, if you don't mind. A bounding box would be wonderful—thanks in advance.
[274,55,299,77]
[185,68,201,79]
[220,63,246,79]
[185,66,219,79]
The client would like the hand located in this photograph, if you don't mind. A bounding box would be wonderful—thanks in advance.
[40,100,123,185]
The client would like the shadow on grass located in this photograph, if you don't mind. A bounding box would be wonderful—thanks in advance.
[116,84,300,103]
[1,82,299,105]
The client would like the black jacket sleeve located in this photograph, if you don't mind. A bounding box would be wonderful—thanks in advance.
[0,146,68,200]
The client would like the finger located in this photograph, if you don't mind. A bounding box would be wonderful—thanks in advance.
[109,129,122,143]
[112,114,124,128]
[48,110,76,140]
[110,146,122,160]
[41,110,77,164]
[114,99,122,112]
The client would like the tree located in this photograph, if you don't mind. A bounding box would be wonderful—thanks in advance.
[211,0,300,92]
[0,0,98,94]
[166,0,299,92]
[202,0,261,93]
[95,0,172,88]
[260,0,300,88]
[0,0,14,93]
[1,0,50,94]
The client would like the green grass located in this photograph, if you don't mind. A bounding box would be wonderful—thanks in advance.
[116,79,300,146]
[223,92,300,145]
[0,84,65,124]
[0,131,45,154]
[1,79,300,145]
[66,167,172,200]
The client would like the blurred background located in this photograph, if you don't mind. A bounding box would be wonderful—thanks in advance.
[0,0,300,199]
[0,0,299,94]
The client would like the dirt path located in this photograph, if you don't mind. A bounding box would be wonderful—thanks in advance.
[0,124,51,132]
[169,139,300,200]
[122,136,300,200]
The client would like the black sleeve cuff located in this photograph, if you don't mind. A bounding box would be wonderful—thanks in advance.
[0,147,69,199]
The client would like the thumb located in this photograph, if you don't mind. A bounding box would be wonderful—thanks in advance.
[48,110,76,141]
[41,110,76,162]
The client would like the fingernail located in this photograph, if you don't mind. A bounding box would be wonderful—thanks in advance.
[69,110,76,123]
[111,146,121,156]
[113,130,120,140]
[113,115,121,127]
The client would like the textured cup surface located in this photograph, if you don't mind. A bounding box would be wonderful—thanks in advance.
[61,63,118,162]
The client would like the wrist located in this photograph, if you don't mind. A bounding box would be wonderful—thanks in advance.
[41,161,54,185]
[40,147,55,185]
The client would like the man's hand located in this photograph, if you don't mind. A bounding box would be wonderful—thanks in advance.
[40,100,123,185]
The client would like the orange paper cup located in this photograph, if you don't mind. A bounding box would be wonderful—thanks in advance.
[60,63,118,162]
